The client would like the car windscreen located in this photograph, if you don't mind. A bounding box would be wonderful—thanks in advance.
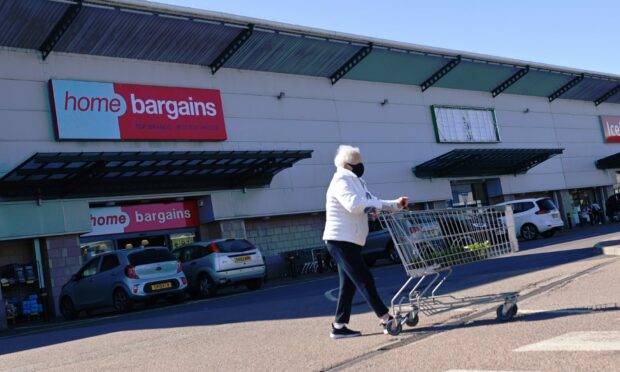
[215,240,255,253]
[536,199,557,211]
[128,249,175,266]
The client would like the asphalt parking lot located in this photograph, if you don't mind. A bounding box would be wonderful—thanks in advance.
[1,223,620,371]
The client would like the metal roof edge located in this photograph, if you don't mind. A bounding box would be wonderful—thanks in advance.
[60,0,620,80]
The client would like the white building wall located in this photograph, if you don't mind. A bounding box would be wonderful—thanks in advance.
[2,47,620,219]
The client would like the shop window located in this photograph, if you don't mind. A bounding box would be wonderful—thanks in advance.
[432,105,499,143]
[170,233,196,249]
[80,241,114,264]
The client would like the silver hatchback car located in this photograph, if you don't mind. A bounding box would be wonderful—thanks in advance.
[172,239,266,298]
[59,246,187,320]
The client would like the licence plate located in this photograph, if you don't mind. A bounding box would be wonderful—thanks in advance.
[233,255,251,263]
[151,282,172,291]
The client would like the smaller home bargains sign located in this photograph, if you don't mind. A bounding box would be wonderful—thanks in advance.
[83,201,199,237]
[601,115,620,143]
[49,80,227,141]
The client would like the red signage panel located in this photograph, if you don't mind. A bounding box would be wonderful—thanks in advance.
[83,201,200,237]
[49,80,227,141]
[601,115,620,143]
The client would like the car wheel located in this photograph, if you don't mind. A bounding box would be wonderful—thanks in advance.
[113,288,133,313]
[245,278,263,291]
[541,230,555,238]
[60,296,78,321]
[387,244,400,264]
[198,274,217,298]
[520,223,539,241]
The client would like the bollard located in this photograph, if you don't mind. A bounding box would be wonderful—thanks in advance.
[566,213,572,230]
[287,254,297,278]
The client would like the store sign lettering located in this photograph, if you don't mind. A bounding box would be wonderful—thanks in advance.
[49,79,227,141]
[82,201,199,237]
[601,115,620,143]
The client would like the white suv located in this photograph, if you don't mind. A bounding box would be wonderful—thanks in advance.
[495,198,564,240]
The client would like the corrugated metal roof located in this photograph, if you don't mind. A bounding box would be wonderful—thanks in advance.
[0,0,67,49]
[0,0,619,106]
[223,30,361,76]
[54,6,240,65]
[606,91,620,105]
[344,50,447,85]
[413,148,564,178]
[434,61,519,92]
[560,77,618,101]
[0,150,313,198]
[504,70,574,97]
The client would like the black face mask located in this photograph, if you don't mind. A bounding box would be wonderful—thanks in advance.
[348,162,364,178]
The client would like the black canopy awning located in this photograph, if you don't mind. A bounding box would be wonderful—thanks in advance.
[0,150,312,199]
[413,148,563,179]
[595,153,620,169]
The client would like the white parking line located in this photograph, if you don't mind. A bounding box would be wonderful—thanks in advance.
[325,288,339,302]
[516,331,620,351]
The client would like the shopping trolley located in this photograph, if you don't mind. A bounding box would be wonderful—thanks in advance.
[378,205,519,336]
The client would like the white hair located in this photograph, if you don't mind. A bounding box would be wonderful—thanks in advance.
[334,145,361,168]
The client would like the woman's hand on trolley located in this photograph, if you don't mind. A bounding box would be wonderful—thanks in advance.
[397,196,409,209]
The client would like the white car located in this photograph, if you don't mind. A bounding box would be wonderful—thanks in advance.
[495,198,564,240]
[172,239,266,298]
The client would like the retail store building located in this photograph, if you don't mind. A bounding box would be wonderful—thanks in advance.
[2,0,620,326]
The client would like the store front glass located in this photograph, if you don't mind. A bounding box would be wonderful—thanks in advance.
[568,188,599,225]
[449,179,503,207]
[79,201,200,264]
[80,240,115,262]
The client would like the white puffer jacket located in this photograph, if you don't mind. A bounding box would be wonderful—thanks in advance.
[322,167,400,246]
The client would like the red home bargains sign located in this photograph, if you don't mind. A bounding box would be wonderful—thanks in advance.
[601,115,620,143]
[49,80,227,141]
[82,201,199,237]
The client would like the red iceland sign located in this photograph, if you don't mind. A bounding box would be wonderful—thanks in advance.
[83,201,200,237]
[601,116,620,143]
[49,80,227,141]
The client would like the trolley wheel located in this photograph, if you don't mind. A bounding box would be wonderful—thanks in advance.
[496,304,518,321]
[386,318,402,336]
[405,312,419,327]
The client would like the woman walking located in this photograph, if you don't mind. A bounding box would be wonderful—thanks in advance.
[323,145,408,339]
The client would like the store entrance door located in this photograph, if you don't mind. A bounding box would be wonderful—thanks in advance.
[450,178,503,207]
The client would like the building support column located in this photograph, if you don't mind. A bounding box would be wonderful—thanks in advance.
[557,190,576,228]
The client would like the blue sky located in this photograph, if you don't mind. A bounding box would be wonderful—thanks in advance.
[152,0,620,75]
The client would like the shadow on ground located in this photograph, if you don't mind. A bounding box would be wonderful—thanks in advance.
[0,233,613,355]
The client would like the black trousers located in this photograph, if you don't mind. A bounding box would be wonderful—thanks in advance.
[326,240,389,324]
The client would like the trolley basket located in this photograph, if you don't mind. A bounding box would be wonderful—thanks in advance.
[378,205,520,335]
